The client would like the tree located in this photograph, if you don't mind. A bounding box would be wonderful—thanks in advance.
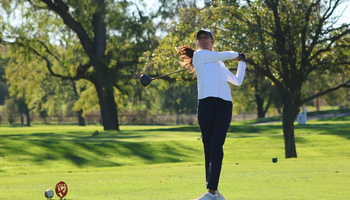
[17,95,34,126]
[151,4,283,120]
[158,81,198,124]
[201,1,285,118]
[4,51,87,126]
[70,80,86,126]
[156,0,350,158]
[0,0,160,130]
[0,46,9,105]
[3,98,18,125]
[218,0,350,158]
[304,64,349,109]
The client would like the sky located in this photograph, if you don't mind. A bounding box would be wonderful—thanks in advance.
[2,1,349,25]
[332,1,350,25]
[142,0,349,25]
[1,0,349,33]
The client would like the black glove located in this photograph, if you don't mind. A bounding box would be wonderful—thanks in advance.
[238,53,246,61]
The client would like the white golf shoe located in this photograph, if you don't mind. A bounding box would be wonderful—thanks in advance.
[191,192,216,200]
[216,190,225,200]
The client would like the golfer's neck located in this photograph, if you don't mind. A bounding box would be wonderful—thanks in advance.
[200,47,212,51]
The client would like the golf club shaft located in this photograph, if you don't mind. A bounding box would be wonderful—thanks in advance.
[153,67,192,80]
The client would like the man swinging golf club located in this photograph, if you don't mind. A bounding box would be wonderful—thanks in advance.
[177,30,246,200]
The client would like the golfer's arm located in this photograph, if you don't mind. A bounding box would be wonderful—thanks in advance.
[226,61,246,86]
[194,50,239,64]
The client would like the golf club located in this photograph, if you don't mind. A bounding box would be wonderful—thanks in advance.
[140,53,246,87]
[140,67,192,87]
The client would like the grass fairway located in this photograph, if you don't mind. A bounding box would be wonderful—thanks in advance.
[0,117,349,199]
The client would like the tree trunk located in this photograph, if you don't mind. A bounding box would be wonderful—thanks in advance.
[282,100,299,158]
[315,98,320,111]
[94,80,119,131]
[21,113,25,126]
[255,93,265,118]
[25,109,31,126]
[71,80,85,126]
[76,109,86,126]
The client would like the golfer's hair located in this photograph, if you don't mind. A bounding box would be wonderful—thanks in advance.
[177,46,195,73]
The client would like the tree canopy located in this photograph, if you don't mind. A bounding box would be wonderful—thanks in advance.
[0,0,163,130]
[149,0,350,158]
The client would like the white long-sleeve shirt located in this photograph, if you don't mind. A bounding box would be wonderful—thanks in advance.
[193,49,246,101]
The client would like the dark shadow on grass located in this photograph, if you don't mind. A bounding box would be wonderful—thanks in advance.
[312,115,350,122]
[139,126,200,132]
[294,136,310,144]
[295,124,350,140]
[141,124,284,135]
[0,135,200,168]
[1,122,348,169]
[31,133,55,136]
[135,122,349,141]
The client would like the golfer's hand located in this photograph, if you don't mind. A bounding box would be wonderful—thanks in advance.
[237,53,246,61]
[232,53,246,61]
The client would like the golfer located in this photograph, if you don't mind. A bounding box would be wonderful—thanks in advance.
[177,30,246,200]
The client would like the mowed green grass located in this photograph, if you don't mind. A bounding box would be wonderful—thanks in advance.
[0,117,349,199]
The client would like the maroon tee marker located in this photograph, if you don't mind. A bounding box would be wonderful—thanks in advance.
[55,181,68,199]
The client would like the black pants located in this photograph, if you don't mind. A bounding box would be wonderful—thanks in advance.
[197,97,232,190]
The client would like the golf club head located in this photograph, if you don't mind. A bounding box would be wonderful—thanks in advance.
[140,74,153,87]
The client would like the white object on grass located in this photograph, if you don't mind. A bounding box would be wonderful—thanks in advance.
[45,189,54,198]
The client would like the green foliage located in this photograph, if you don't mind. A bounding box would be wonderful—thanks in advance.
[147,2,287,118]
[0,81,7,105]
[0,46,9,105]
[208,0,350,102]
[158,81,198,115]
[155,0,350,157]
[0,0,165,129]
[3,98,18,124]
[4,51,84,117]
[138,17,199,114]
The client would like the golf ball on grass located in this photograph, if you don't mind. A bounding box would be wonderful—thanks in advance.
[45,189,54,198]
[272,157,278,163]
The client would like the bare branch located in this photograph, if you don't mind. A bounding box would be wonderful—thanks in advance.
[323,0,342,20]
[301,0,321,70]
[149,1,165,20]
[76,62,92,80]
[228,7,274,37]
[309,29,350,61]
[53,0,69,12]
[1,38,89,81]
[27,47,75,80]
[330,4,348,26]
[247,57,286,96]
[39,0,94,58]
[35,40,61,62]
[254,8,273,72]
[266,0,292,87]
[317,28,350,44]
[321,23,350,35]
[135,4,144,21]
[26,0,46,9]
[300,80,350,105]
[306,0,345,62]
[4,36,78,72]
[246,0,252,7]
